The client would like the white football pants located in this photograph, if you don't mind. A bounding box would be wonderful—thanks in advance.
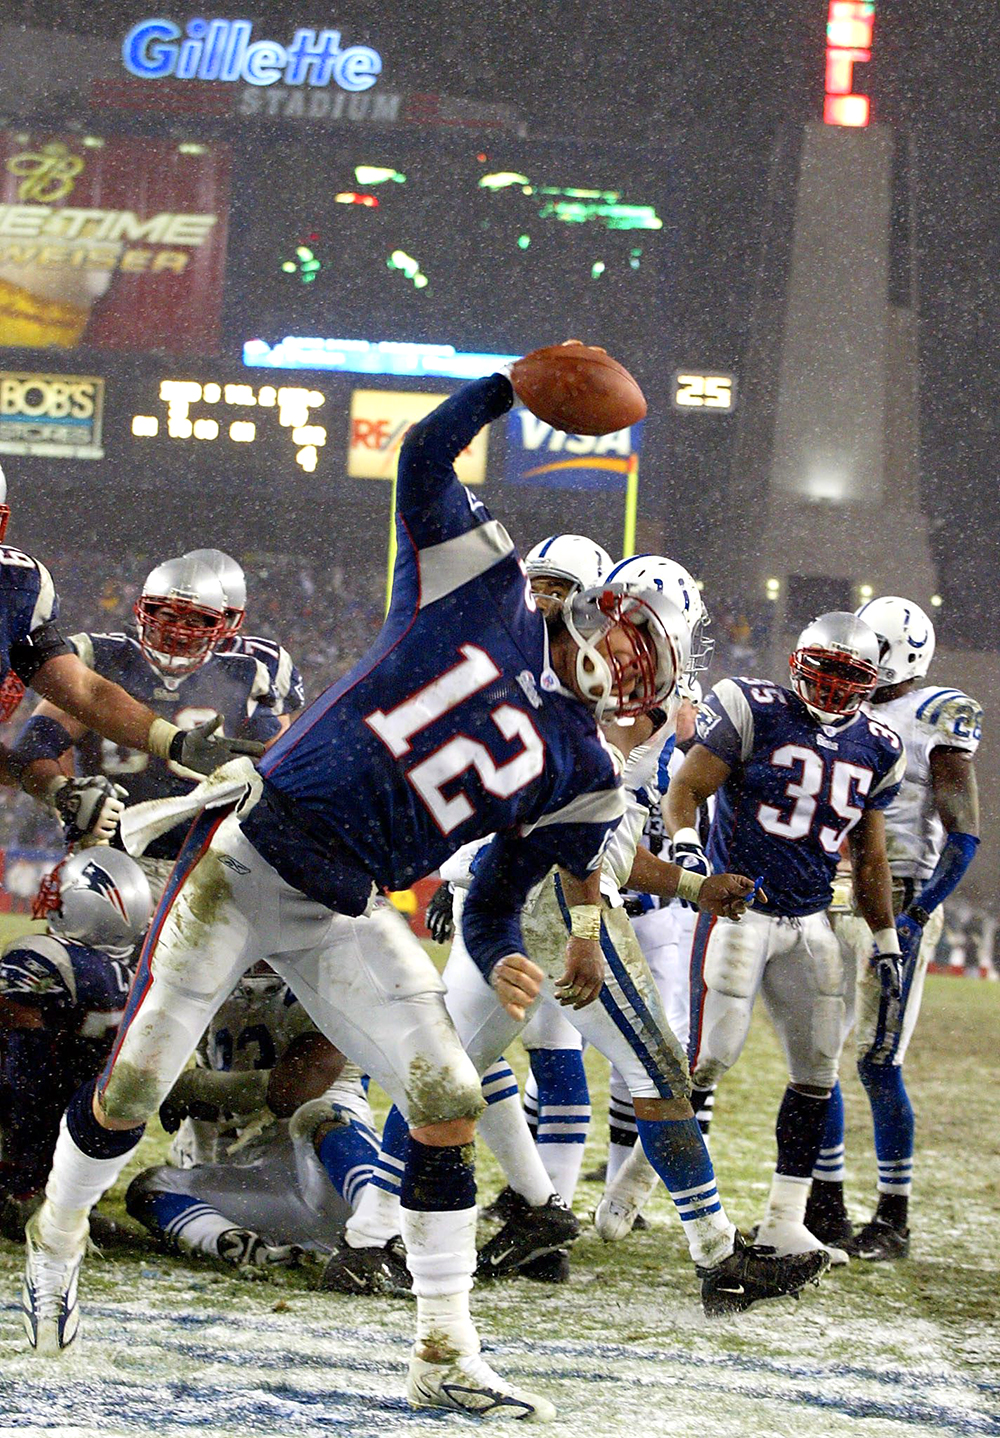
[445,875,690,1100]
[100,810,484,1131]
[688,907,850,1091]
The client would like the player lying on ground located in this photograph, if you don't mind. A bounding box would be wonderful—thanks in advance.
[0,851,151,1240]
[23,359,756,1420]
[0,468,263,833]
[807,596,981,1260]
[14,554,290,903]
[127,963,380,1268]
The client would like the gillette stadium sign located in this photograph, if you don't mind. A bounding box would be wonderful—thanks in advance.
[123,18,382,92]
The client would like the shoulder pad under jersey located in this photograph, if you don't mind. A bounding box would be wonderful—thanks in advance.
[926,690,983,752]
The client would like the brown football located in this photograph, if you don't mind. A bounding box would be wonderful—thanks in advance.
[508,341,646,436]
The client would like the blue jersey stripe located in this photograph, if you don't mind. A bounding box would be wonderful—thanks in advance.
[915,688,961,721]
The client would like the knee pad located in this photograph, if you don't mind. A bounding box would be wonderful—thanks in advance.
[704,925,759,999]
[405,1052,485,1128]
[100,1061,172,1129]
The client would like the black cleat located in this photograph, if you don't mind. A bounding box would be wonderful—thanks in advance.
[698,1232,830,1316]
[804,1191,855,1250]
[320,1236,412,1296]
[480,1185,524,1224]
[476,1194,579,1279]
[844,1216,910,1261]
[518,1248,571,1283]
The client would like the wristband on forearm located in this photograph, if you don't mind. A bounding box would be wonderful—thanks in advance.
[872,926,901,955]
[675,868,706,904]
[147,716,179,760]
[12,715,75,768]
[569,903,602,940]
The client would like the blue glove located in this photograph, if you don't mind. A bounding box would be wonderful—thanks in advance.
[895,911,923,959]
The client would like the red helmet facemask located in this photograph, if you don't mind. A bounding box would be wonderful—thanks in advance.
[32,859,65,921]
[222,604,246,641]
[0,503,10,543]
[789,645,878,718]
[134,596,228,675]
[592,591,662,718]
[0,669,25,722]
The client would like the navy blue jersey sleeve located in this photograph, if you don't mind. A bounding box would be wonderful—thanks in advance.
[396,374,513,547]
[694,678,756,769]
[0,944,72,1019]
[462,809,621,979]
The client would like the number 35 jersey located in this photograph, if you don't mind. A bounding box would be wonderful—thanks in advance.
[863,685,982,883]
[695,677,905,916]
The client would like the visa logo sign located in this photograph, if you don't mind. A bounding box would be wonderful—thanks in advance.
[123,19,382,92]
[507,409,641,491]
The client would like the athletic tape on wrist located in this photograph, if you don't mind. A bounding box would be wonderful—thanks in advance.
[873,926,901,955]
[147,716,178,760]
[675,868,706,904]
[569,904,602,940]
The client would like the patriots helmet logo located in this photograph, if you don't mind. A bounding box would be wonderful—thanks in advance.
[78,861,130,922]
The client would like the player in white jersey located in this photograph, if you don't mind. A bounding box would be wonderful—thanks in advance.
[126,963,379,1266]
[806,597,981,1260]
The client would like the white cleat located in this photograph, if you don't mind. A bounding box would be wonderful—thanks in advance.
[407,1350,556,1422]
[595,1146,659,1242]
[754,1216,849,1267]
[22,1213,86,1355]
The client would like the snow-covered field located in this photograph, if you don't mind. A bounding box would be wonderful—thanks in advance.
[2,973,997,1438]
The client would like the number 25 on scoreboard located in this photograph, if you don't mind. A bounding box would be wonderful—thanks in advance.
[672,372,735,411]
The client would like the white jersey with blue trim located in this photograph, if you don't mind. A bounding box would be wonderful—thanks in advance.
[864,685,982,882]
[250,375,623,905]
[695,676,905,916]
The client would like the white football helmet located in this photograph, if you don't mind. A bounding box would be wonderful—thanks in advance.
[563,582,690,720]
[184,548,247,639]
[134,556,229,676]
[0,461,8,541]
[47,849,152,960]
[605,554,713,693]
[790,611,880,725]
[854,595,936,685]
[524,534,612,593]
[237,959,285,1000]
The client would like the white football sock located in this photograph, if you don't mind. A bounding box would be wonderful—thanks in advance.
[38,1116,131,1249]
[403,1205,479,1361]
[763,1172,811,1226]
[476,1092,553,1208]
[345,1179,401,1247]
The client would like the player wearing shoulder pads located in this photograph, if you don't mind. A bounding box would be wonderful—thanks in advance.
[185,548,306,717]
[808,597,981,1261]
[666,612,905,1264]
[24,370,707,1416]
[13,555,285,900]
[126,964,380,1270]
[1,849,150,1249]
[0,469,263,813]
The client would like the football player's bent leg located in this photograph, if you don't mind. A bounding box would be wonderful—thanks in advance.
[756,916,848,1259]
[688,910,770,1090]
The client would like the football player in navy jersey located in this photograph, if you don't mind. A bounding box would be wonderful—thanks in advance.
[13,555,286,900]
[24,366,758,1417]
[0,467,262,826]
[665,612,906,1263]
[184,548,306,718]
[1,849,150,1242]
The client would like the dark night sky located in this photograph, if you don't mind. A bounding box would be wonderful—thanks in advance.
[5,0,1000,638]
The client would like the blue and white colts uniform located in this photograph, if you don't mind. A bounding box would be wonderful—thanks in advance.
[0,933,131,1202]
[221,633,305,717]
[852,684,982,1069]
[687,677,904,1090]
[126,978,377,1252]
[102,374,624,1140]
[0,548,67,719]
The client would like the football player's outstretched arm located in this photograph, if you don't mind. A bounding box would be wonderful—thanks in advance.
[626,843,756,920]
[553,867,605,1009]
[396,373,514,531]
[29,651,265,773]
